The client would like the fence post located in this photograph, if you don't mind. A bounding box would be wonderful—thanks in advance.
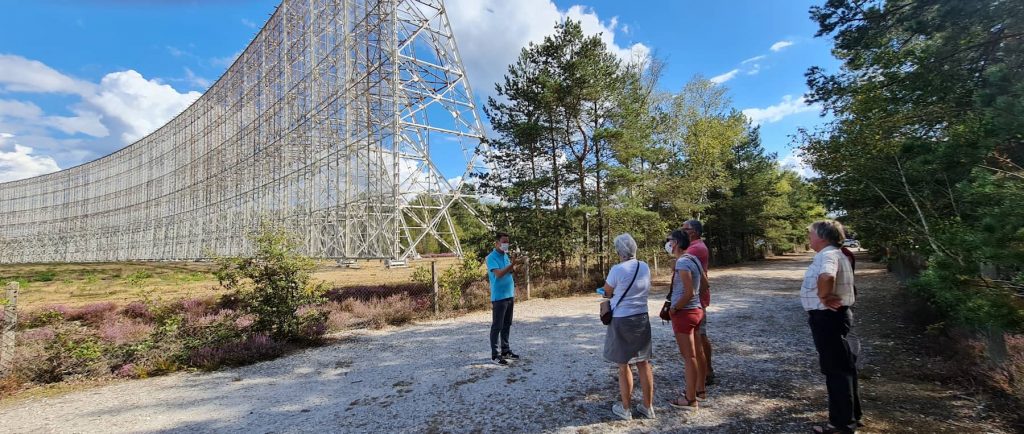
[654,255,658,277]
[1,281,18,375]
[524,256,531,300]
[431,261,439,314]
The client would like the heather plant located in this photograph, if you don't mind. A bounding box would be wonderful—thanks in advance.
[214,223,328,341]
[437,256,484,310]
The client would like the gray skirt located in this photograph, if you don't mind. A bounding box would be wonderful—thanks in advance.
[603,312,653,364]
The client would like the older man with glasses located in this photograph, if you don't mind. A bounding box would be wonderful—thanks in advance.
[681,219,714,385]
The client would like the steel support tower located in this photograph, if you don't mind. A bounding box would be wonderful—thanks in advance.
[0,0,487,263]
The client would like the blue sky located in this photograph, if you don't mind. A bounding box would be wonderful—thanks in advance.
[0,0,838,182]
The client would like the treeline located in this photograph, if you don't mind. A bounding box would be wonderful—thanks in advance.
[800,0,1023,332]
[448,20,825,271]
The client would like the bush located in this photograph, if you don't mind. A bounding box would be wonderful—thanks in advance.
[66,302,118,326]
[27,323,109,383]
[214,223,328,341]
[32,270,57,282]
[438,257,484,310]
[910,260,1024,332]
[342,294,419,328]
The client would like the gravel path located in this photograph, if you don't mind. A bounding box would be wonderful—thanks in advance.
[3,253,987,433]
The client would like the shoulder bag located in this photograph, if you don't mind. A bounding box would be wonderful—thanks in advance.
[600,261,641,325]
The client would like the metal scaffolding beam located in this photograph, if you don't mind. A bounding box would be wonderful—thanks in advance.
[0,0,488,263]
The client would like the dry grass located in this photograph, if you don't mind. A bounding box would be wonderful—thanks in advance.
[1,257,461,309]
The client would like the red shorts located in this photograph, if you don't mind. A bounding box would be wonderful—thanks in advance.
[671,308,704,335]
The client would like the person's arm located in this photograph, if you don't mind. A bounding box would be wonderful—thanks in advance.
[816,254,843,310]
[489,254,515,278]
[602,282,615,298]
[816,274,843,310]
[671,268,695,312]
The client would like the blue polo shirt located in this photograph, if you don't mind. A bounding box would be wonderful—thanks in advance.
[486,249,515,301]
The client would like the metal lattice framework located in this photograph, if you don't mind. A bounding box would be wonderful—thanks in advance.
[0,0,488,264]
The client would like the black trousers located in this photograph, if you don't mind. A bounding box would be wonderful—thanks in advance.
[490,297,514,357]
[808,307,863,431]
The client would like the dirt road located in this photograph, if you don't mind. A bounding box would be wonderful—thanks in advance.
[1,253,1012,433]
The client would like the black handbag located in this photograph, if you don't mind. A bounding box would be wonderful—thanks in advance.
[601,261,641,325]
[659,270,674,322]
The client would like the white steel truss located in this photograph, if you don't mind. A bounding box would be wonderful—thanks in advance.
[0,0,488,263]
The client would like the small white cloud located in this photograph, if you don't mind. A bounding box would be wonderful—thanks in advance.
[0,99,44,119]
[778,151,817,179]
[211,50,243,70]
[166,46,188,58]
[0,134,61,182]
[184,67,211,89]
[742,94,819,125]
[710,69,740,84]
[46,110,108,137]
[0,99,107,137]
[770,40,794,52]
[741,55,766,64]
[0,54,94,95]
[241,18,258,29]
[747,64,762,75]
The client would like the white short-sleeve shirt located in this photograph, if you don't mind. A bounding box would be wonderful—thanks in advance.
[605,259,651,317]
[800,246,855,311]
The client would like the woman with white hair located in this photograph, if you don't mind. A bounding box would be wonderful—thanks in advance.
[600,233,655,421]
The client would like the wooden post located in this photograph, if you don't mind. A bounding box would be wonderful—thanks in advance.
[654,254,658,277]
[431,261,439,314]
[1,282,18,374]
[524,256,531,300]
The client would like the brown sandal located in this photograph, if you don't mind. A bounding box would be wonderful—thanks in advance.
[668,396,698,409]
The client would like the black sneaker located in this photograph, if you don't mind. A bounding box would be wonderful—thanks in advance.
[501,351,520,360]
[492,356,508,365]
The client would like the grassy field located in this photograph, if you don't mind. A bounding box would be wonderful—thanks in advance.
[0,257,462,309]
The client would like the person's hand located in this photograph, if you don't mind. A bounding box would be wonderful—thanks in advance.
[669,305,678,314]
[821,294,843,310]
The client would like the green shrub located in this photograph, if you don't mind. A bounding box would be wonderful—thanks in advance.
[214,222,327,341]
[438,256,484,310]
[29,323,109,383]
[910,260,1024,332]
[124,271,153,286]
[32,270,57,282]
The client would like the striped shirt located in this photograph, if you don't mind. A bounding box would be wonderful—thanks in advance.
[800,246,855,311]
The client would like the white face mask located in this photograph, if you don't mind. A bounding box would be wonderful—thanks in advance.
[664,240,675,255]
[499,242,510,252]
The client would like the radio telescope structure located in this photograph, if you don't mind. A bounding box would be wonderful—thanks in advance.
[0,0,489,264]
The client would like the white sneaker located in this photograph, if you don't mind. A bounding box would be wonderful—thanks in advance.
[634,403,656,419]
[611,402,633,421]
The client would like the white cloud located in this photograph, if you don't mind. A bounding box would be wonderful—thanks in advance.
[184,67,211,89]
[0,134,61,182]
[742,94,818,125]
[778,151,817,179]
[709,69,740,84]
[210,50,243,70]
[746,64,762,75]
[770,40,793,52]
[0,54,94,95]
[444,0,649,102]
[0,99,44,119]
[86,70,202,143]
[0,98,108,137]
[741,55,766,64]
[241,18,258,29]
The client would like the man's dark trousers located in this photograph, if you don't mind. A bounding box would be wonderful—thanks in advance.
[809,307,862,431]
[490,297,514,357]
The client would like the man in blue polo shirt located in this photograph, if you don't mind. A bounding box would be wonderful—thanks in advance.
[487,232,520,365]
